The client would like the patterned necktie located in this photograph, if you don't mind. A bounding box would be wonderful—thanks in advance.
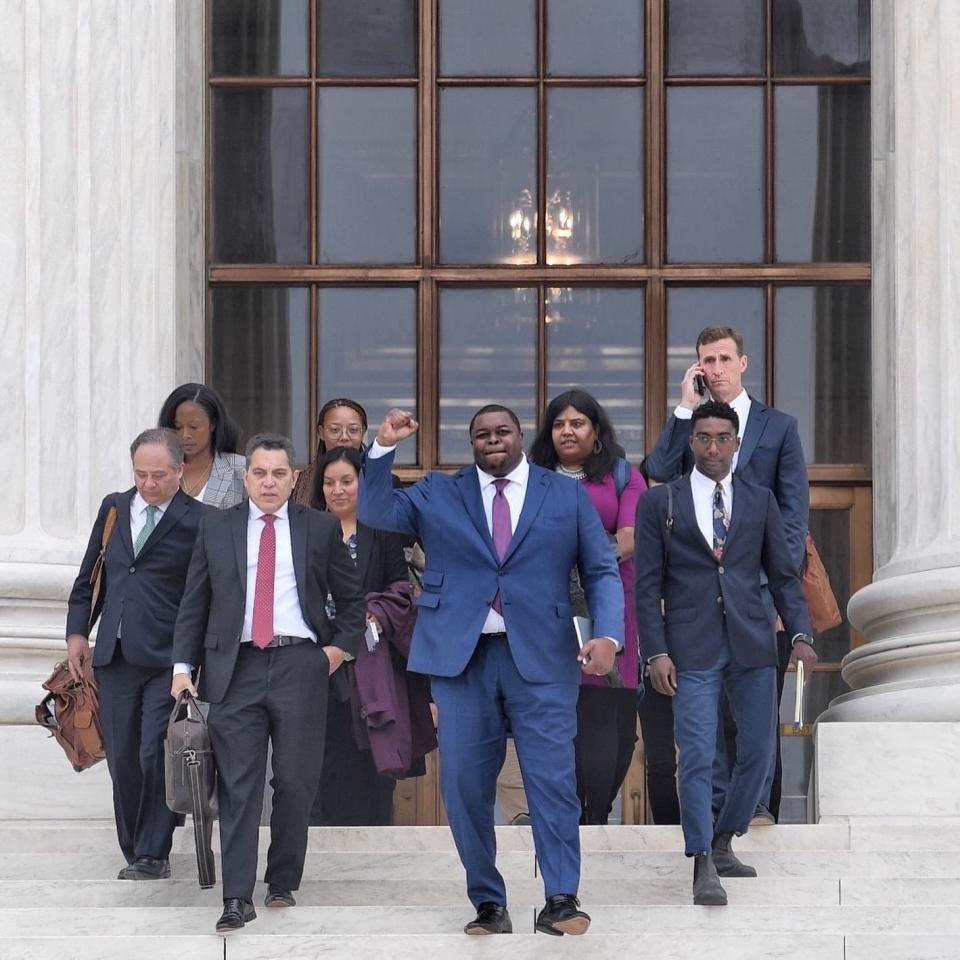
[251,514,277,649]
[712,482,729,561]
[133,505,158,557]
[491,478,512,614]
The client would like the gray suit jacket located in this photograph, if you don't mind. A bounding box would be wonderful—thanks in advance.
[201,452,246,510]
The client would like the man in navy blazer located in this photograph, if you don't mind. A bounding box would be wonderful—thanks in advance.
[359,405,623,937]
[66,428,209,880]
[645,325,814,821]
[635,401,815,905]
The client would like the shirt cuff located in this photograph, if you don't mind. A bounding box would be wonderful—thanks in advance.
[173,663,193,677]
[368,440,395,459]
[673,405,693,420]
[599,636,622,651]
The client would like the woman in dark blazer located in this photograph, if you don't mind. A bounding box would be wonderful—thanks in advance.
[308,446,432,825]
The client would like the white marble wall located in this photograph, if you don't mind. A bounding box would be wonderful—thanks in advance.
[824,0,960,722]
[0,0,204,781]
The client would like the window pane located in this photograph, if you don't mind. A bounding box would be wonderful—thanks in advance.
[667,87,763,263]
[439,288,536,462]
[212,88,308,263]
[210,287,310,462]
[547,0,644,76]
[318,0,416,77]
[318,88,415,264]
[806,509,852,663]
[318,288,417,465]
[773,0,870,76]
[440,89,537,265]
[774,285,871,464]
[775,85,870,263]
[439,0,535,77]
[666,287,765,409]
[547,89,643,265]
[211,0,308,76]
[546,288,645,459]
[667,0,764,76]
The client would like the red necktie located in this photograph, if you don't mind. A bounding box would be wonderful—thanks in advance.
[251,514,277,649]
[491,478,512,614]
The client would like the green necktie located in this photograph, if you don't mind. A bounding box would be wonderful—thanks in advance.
[134,505,158,556]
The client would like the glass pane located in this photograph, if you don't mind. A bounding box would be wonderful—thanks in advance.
[439,88,537,265]
[439,288,536,462]
[210,287,310,462]
[806,509,852,663]
[440,0,535,77]
[775,85,870,263]
[211,0,309,76]
[547,88,644,265]
[547,0,644,76]
[318,0,416,77]
[212,88,308,263]
[667,87,763,263]
[318,288,417,465]
[546,288,645,459]
[667,0,764,76]
[318,88,415,264]
[773,285,871,464]
[666,287,765,409]
[773,0,870,76]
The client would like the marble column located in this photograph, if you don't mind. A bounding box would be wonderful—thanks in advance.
[819,0,960,723]
[0,0,204,815]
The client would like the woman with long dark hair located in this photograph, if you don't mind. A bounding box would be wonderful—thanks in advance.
[528,389,647,824]
[157,383,245,509]
[292,398,369,506]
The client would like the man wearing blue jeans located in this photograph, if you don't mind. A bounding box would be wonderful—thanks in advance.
[634,401,816,905]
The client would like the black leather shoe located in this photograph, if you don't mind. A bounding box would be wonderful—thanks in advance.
[712,833,757,878]
[693,852,728,906]
[535,895,591,936]
[216,898,256,933]
[265,888,296,908]
[464,902,512,935]
[122,856,170,880]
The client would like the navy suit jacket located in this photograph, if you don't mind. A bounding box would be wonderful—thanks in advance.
[358,450,624,686]
[66,488,210,669]
[644,398,809,573]
[172,501,366,703]
[634,475,813,672]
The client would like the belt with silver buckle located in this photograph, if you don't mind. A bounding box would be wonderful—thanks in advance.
[264,635,312,648]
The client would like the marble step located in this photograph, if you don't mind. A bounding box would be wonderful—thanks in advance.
[0,875,842,908]
[0,822,855,854]
[0,933,851,960]
[4,904,960,937]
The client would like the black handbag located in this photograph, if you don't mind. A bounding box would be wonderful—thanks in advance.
[164,691,217,889]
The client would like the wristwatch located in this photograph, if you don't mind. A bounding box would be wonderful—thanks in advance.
[791,633,815,649]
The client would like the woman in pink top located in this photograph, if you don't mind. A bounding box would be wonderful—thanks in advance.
[530,390,647,825]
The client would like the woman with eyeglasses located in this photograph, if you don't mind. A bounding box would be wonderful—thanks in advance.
[292,398,369,506]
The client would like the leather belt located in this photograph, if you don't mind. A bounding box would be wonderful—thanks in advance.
[480,632,508,641]
[245,635,313,649]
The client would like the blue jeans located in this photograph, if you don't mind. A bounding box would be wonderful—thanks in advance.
[674,640,776,856]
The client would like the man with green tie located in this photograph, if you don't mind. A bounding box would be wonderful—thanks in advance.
[66,428,209,881]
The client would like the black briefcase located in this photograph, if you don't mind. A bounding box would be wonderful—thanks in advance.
[164,691,217,889]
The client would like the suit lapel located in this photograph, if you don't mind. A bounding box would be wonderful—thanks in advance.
[232,503,249,594]
[288,503,309,616]
[502,467,549,563]
[676,478,715,559]
[455,468,499,562]
[736,397,768,474]
[724,476,749,552]
[117,489,136,559]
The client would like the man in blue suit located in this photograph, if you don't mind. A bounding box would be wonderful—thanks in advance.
[635,401,815,905]
[359,405,624,937]
[645,326,815,822]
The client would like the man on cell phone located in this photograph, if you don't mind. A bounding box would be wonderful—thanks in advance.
[644,326,816,824]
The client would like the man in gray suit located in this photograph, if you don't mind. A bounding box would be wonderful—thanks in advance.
[172,433,365,933]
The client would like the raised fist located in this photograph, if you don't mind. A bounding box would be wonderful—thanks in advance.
[376,409,419,446]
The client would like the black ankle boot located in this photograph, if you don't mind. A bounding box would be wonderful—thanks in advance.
[712,832,757,878]
[692,852,727,906]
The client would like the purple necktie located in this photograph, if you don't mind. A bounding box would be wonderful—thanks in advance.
[491,478,512,614]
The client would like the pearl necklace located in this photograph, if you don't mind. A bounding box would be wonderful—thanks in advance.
[556,464,586,480]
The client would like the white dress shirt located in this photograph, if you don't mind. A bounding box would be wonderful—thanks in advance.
[130,491,173,546]
[690,467,733,550]
[675,388,752,471]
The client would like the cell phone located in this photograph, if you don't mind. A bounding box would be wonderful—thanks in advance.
[693,373,707,396]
